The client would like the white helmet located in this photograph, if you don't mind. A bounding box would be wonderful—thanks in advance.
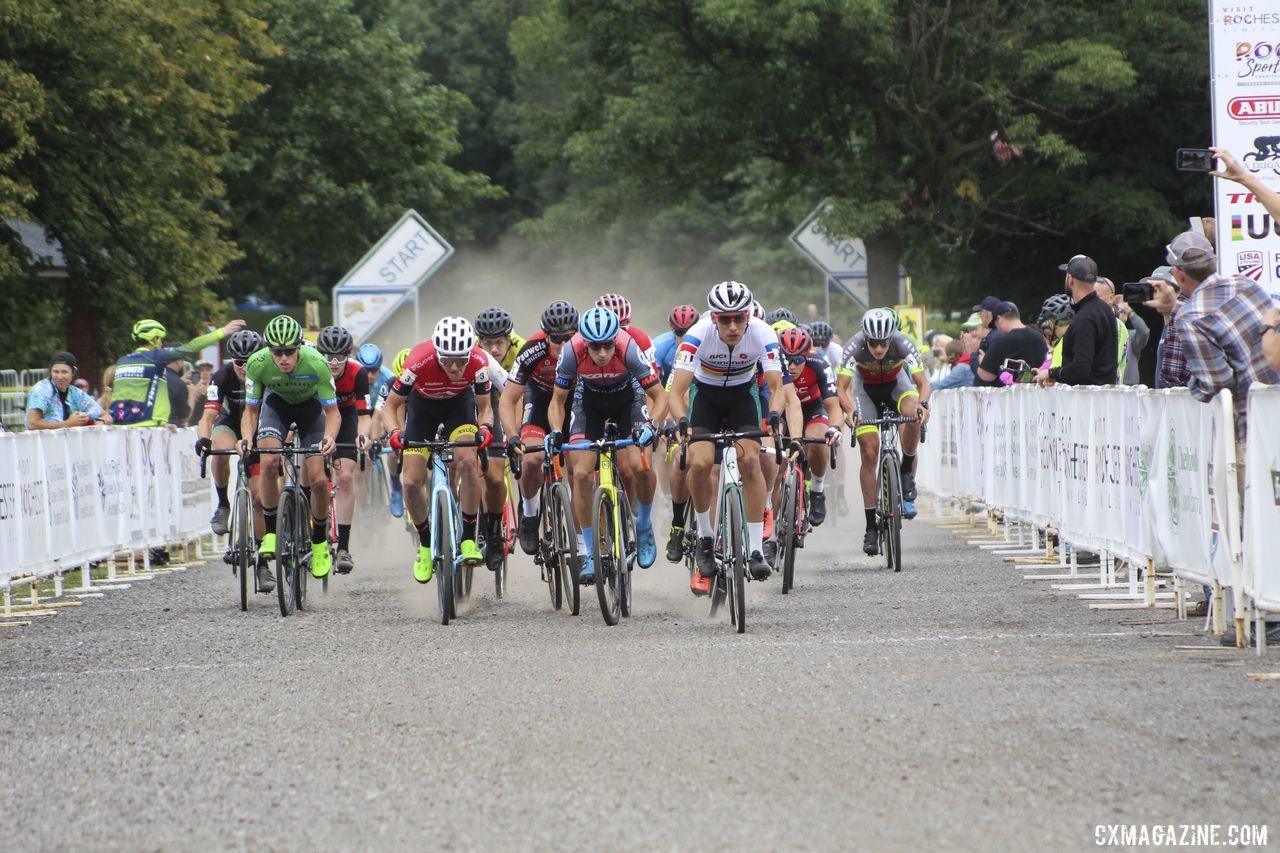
[432,316,476,357]
[708,280,753,313]
[750,299,765,320]
[861,308,896,341]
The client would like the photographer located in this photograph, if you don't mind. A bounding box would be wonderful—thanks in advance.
[976,302,1047,386]
[1034,255,1118,386]
[1095,278,1150,385]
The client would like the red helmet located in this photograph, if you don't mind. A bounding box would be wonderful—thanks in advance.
[596,292,631,325]
[778,327,813,356]
[668,304,700,333]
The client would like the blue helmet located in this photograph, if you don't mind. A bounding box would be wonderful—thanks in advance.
[579,306,620,343]
[356,342,383,371]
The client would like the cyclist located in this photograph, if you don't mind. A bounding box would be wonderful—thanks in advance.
[357,343,396,401]
[240,315,340,579]
[652,304,700,385]
[778,327,842,525]
[1036,294,1074,367]
[478,342,513,571]
[654,304,701,561]
[474,306,526,373]
[316,325,373,574]
[371,346,412,518]
[195,331,269,584]
[835,308,931,556]
[548,306,666,581]
[383,318,497,584]
[669,281,784,591]
[109,317,244,426]
[809,320,843,368]
[596,293,655,359]
[500,300,579,554]
[767,307,796,327]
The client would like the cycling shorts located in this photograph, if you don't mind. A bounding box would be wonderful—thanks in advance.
[256,392,327,453]
[211,421,261,472]
[802,401,829,429]
[853,373,918,438]
[519,384,556,443]
[689,380,761,434]
[334,409,359,462]
[569,386,647,442]
[405,386,477,450]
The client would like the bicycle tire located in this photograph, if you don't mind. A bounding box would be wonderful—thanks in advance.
[550,482,579,616]
[779,468,798,595]
[617,489,635,618]
[882,457,903,573]
[235,484,251,611]
[434,490,455,625]
[540,486,562,610]
[276,490,296,617]
[295,494,310,611]
[593,489,620,626]
[495,497,513,600]
[323,504,335,596]
[727,489,747,634]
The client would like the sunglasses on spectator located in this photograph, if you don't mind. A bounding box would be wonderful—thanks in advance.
[713,312,747,326]
[440,356,470,368]
[548,332,574,344]
[587,341,615,352]
[271,347,298,357]
[785,354,807,365]
[232,358,247,367]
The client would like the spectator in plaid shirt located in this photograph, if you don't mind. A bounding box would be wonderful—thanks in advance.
[1154,231,1277,444]
[1143,265,1189,388]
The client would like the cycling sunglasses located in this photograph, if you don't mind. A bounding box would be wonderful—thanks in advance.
[785,354,807,365]
[439,356,470,368]
[548,332,574,344]
[232,358,247,367]
[587,340,615,351]
[324,353,349,365]
[270,346,299,357]
[713,312,747,325]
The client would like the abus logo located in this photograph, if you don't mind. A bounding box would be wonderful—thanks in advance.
[1229,96,1280,119]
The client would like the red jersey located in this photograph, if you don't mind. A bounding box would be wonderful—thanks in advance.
[790,357,836,406]
[510,331,561,393]
[392,341,491,401]
[555,329,658,394]
[624,324,654,357]
[334,359,371,412]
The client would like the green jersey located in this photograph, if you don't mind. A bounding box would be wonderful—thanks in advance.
[244,346,338,407]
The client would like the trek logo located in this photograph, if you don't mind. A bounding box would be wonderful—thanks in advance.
[1227,193,1261,203]
[1237,250,1264,280]
[1229,96,1280,119]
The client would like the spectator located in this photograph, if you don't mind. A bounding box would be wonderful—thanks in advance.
[1141,266,1189,388]
[26,352,113,429]
[1034,255,1118,386]
[927,334,954,382]
[1263,305,1280,374]
[1035,294,1074,368]
[1095,277,1150,385]
[971,295,1003,358]
[108,318,242,426]
[976,302,1048,386]
[164,355,192,430]
[932,339,975,389]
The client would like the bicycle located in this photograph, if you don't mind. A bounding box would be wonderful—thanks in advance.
[776,437,837,595]
[322,443,365,595]
[562,422,645,626]
[200,449,260,611]
[512,437,580,615]
[482,458,519,600]
[863,413,918,574]
[681,427,779,634]
[254,441,321,616]
[400,425,491,625]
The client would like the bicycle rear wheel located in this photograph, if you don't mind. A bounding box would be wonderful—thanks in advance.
[434,491,456,625]
[539,490,562,610]
[617,489,635,618]
[881,457,903,573]
[235,485,251,611]
[592,489,620,626]
[295,495,311,611]
[779,468,798,595]
[276,490,297,617]
[550,482,579,616]
[495,496,514,599]
[727,490,747,634]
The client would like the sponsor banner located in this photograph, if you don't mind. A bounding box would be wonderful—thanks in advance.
[0,427,212,589]
[1212,0,1280,298]
[1244,384,1280,610]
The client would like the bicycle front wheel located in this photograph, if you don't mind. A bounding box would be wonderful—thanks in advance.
[726,489,747,634]
[550,482,578,616]
[616,489,635,619]
[294,496,311,611]
[234,485,251,611]
[779,468,798,595]
[881,457,903,573]
[276,490,297,617]
[434,491,456,625]
[593,489,620,626]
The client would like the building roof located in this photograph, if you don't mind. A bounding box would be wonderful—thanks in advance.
[4,219,66,269]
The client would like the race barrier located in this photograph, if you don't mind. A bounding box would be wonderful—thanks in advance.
[0,426,212,603]
[917,384,1279,649]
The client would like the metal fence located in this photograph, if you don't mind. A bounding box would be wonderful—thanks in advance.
[0,367,51,431]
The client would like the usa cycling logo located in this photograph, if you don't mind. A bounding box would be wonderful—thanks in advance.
[1237,251,1264,281]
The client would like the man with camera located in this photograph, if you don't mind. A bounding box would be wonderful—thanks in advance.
[1034,255,1118,387]
[975,302,1047,386]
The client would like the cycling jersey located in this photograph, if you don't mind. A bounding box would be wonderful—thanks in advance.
[477,332,525,372]
[555,330,658,394]
[367,365,396,402]
[837,331,924,384]
[510,332,562,392]
[332,359,371,413]
[789,357,837,406]
[623,324,656,360]
[244,346,338,407]
[110,328,226,426]
[675,316,782,387]
[393,341,491,401]
[205,363,245,422]
[651,331,679,383]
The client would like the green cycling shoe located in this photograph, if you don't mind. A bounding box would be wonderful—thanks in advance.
[412,546,433,583]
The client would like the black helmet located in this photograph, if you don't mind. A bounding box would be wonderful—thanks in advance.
[1037,294,1075,324]
[767,307,796,325]
[809,320,833,344]
[225,329,264,360]
[540,300,579,335]
[316,325,354,356]
[474,306,514,338]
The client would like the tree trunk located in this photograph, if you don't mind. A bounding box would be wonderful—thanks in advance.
[864,230,902,309]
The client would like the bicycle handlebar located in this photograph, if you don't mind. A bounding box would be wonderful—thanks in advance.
[679,428,779,471]
[399,427,490,473]
[794,435,839,470]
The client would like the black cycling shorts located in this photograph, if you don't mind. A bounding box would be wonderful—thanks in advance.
[335,409,359,461]
[688,380,761,434]
[569,386,643,441]
[520,385,557,442]
[405,387,477,444]
[256,392,327,452]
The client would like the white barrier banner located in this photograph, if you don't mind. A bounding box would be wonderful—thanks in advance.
[0,435,21,586]
[1244,385,1280,611]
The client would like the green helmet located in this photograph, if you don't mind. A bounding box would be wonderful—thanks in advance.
[263,315,303,348]
[132,318,167,344]
[882,306,902,330]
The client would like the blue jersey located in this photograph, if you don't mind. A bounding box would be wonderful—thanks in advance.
[652,331,679,383]
[369,365,396,402]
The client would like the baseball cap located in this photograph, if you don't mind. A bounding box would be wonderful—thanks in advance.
[1165,231,1215,267]
[1058,254,1098,282]
[971,296,1004,313]
[993,300,1018,317]
[50,351,78,371]
[961,312,983,330]
[1147,265,1176,285]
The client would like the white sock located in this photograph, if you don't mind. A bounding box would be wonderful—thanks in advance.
[764,491,773,510]
[696,509,713,537]
[577,532,586,553]
[522,494,540,517]
[811,475,825,494]
[748,522,764,554]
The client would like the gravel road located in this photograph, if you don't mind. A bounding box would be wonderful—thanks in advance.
[2,507,1275,851]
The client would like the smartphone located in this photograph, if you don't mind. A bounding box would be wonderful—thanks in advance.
[1176,148,1215,172]
[1122,281,1154,303]
[1000,358,1030,373]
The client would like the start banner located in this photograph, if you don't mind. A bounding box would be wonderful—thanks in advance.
[0,426,211,588]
